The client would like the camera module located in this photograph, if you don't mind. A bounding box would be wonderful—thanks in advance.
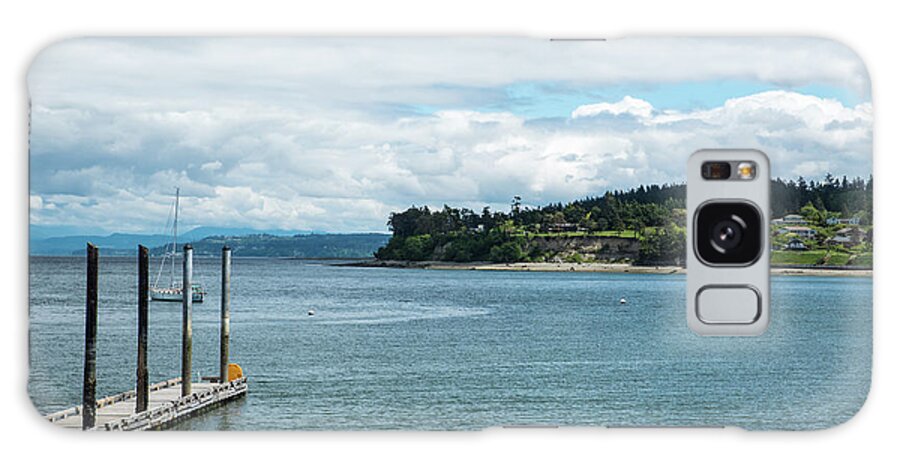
[694,202,762,265]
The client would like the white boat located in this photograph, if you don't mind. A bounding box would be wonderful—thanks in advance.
[150,284,205,303]
[150,187,205,303]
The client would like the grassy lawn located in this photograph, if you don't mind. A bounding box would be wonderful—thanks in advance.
[826,252,851,266]
[771,250,827,265]
[594,230,639,238]
[528,230,639,239]
[848,252,873,267]
[771,250,852,266]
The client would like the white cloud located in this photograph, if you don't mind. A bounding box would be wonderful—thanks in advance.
[29,90,872,232]
[201,160,223,171]
[793,161,834,178]
[28,38,871,102]
[28,90,872,232]
[571,96,654,119]
[26,39,872,233]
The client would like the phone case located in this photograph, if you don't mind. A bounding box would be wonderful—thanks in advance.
[28,37,872,431]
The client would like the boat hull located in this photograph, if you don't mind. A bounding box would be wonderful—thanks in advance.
[150,288,204,303]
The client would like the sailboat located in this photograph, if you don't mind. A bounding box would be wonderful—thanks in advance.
[150,188,206,303]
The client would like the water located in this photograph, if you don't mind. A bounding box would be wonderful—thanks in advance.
[28,256,871,430]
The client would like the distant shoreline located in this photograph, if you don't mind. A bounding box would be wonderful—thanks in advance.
[341,260,873,277]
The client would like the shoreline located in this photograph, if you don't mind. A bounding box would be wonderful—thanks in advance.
[342,260,872,277]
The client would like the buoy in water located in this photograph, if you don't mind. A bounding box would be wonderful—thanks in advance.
[619,298,627,305]
[308,309,316,316]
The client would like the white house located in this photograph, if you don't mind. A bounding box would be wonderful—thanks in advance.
[778,226,817,238]
[773,214,808,226]
[827,235,853,245]
[783,214,808,225]
[828,227,866,246]
[826,217,861,226]
[784,238,808,250]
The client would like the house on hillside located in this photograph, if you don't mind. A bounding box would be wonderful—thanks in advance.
[777,226,817,238]
[827,234,853,246]
[828,227,866,247]
[773,214,808,226]
[826,216,862,226]
[544,222,579,233]
[784,238,808,250]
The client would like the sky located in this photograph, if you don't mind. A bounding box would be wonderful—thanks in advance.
[27,38,873,235]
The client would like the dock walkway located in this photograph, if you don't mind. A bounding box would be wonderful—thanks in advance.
[46,377,247,430]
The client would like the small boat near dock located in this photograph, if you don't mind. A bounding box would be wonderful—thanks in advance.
[151,284,206,302]
[150,187,205,303]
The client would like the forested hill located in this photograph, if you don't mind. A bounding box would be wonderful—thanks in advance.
[375,175,873,265]
[771,174,873,220]
[375,183,688,265]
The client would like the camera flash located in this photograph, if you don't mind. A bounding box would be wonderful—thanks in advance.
[737,162,756,180]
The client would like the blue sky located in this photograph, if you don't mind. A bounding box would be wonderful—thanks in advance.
[480,80,865,120]
[27,38,872,235]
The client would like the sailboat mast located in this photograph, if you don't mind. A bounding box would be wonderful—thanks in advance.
[171,187,179,287]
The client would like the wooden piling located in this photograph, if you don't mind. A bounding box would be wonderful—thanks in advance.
[220,246,231,383]
[181,244,193,397]
[82,243,99,430]
[136,245,150,412]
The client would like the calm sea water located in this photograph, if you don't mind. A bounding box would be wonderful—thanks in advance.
[28,256,871,430]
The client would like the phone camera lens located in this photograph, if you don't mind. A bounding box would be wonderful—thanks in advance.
[711,218,744,251]
[695,203,762,265]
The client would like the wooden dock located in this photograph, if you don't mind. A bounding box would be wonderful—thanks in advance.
[47,243,247,430]
[46,377,248,431]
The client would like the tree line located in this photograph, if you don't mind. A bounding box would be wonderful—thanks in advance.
[375,175,873,264]
[771,174,873,223]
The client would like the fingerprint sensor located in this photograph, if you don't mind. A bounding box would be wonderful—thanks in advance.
[696,286,761,324]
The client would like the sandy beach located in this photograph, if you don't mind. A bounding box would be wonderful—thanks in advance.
[345,260,872,277]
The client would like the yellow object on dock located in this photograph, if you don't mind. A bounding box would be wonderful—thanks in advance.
[227,363,243,382]
[46,377,247,431]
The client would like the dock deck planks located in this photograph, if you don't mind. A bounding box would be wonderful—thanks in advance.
[46,377,247,431]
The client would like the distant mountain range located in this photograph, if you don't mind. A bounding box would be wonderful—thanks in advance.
[150,233,391,258]
[31,232,173,256]
[29,225,388,257]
